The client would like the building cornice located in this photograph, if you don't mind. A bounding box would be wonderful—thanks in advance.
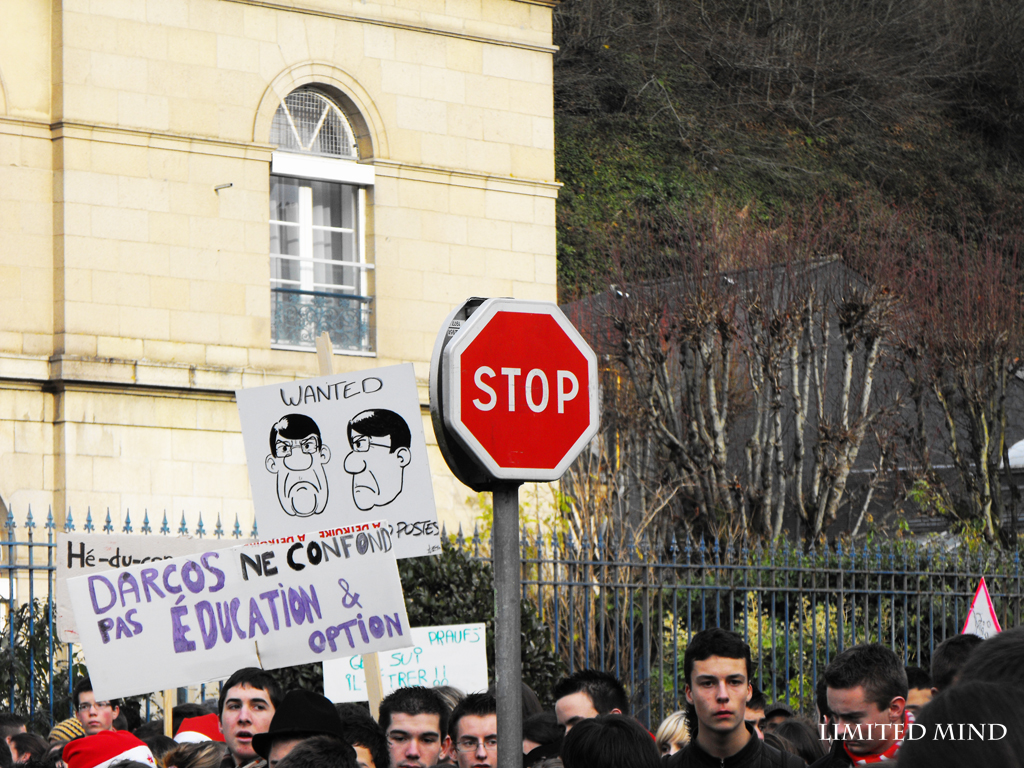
[222,0,558,54]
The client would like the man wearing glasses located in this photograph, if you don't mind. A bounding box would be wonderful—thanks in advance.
[343,409,411,512]
[446,694,497,768]
[378,687,447,768]
[73,678,120,736]
[265,414,333,518]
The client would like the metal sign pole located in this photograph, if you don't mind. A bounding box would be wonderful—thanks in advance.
[493,483,522,768]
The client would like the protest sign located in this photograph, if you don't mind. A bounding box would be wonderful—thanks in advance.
[67,522,411,700]
[324,623,488,702]
[56,533,251,643]
[236,364,440,559]
[962,576,1002,639]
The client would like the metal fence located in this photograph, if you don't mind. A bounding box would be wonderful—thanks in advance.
[0,507,255,728]
[3,507,1022,731]
[454,525,1023,729]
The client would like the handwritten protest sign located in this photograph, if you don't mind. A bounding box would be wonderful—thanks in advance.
[962,576,1002,639]
[324,623,488,702]
[56,534,252,643]
[67,522,411,700]
[236,364,440,559]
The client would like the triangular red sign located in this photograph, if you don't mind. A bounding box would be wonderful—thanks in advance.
[961,577,1002,639]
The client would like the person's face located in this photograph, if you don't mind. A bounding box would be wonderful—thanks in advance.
[827,685,904,756]
[268,738,304,768]
[353,744,376,768]
[266,434,331,517]
[386,712,443,768]
[905,687,932,717]
[659,741,685,756]
[554,691,600,733]
[685,656,752,737]
[744,706,765,739]
[75,692,119,735]
[220,684,276,765]
[344,432,410,510]
[450,714,498,768]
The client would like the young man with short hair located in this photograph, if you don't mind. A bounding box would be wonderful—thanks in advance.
[218,668,282,768]
[552,670,629,733]
[73,679,120,736]
[811,643,908,768]
[378,687,448,768]
[903,667,932,717]
[744,686,767,739]
[929,633,981,694]
[668,628,803,768]
[562,714,660,768]
[335,705,388,768]
[274,735,357,768]
[445,693,496,768]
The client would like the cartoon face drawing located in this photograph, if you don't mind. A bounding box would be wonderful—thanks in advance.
[343,409,411,510]
[265,414,331,517]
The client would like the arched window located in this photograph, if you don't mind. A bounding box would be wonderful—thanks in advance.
[269,87,374,354]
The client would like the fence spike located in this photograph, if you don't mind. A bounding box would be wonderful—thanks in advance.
[456,523,464,548]
[440,522,447,540]
[178,513,189,536]
[141,510,152,535]
[25,506,35,530]
[214,515,224,539]
[45,507,55,532]
[250,519,259,540]
[196,513,206,538]
[102,508,113,534]
[122,510,133,534]
[232,514,243,539]
[160,511,170,536]
[84,508,95,533]
[64,508,75,532]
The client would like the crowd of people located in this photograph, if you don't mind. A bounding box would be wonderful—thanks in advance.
[3,625,1022,768]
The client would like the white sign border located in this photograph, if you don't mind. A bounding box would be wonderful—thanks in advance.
[442,299,600,481]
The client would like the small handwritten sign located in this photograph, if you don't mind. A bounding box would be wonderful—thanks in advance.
[962,577,1002,639]
[236,364,440,559]
[67,522,411,700]
[56,534,252,643]
[323,623,488,702]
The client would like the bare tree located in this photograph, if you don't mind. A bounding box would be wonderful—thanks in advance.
[566,203,903,542]
[895,224,1024,543]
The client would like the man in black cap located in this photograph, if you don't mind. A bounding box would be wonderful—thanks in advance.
[252,690,350,768]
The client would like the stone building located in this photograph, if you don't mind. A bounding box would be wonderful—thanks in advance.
[0,0,559,534]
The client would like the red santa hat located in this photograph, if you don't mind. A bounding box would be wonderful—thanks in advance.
[63,731,156,768]
[174,714,225,744]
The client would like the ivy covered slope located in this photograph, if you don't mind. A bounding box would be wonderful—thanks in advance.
[553,0,1024,300]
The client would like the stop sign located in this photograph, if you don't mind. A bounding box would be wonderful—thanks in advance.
[440,298,599,482]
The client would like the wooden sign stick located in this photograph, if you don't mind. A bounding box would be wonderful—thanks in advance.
[163,689,175,737]
[314,332,386,720]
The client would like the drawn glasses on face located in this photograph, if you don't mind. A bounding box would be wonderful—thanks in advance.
[76,701,114,713]
[349,435,391,453]
[272,437,320,458]
[455,737,498,753]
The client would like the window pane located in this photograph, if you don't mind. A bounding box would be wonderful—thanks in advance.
[313,229,354,263]
[270,177,300,223]
[311,180,354,230]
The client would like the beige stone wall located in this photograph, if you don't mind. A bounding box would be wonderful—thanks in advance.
[0,0,559,534]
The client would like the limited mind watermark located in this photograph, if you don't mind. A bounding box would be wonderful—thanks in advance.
[820,723,1008,741]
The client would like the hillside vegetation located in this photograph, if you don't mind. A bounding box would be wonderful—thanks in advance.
[553,0,1024,300]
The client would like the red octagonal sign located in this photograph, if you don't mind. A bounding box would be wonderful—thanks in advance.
[442,299,599,481]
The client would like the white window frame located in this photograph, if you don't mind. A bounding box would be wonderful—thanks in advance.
[270,151,375,356]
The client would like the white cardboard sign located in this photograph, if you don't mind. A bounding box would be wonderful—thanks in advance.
[56,533,250,643]
[236,364,441,559]
[324,622,488,702]
[68,522,411,700]
[962,576,1002,639]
